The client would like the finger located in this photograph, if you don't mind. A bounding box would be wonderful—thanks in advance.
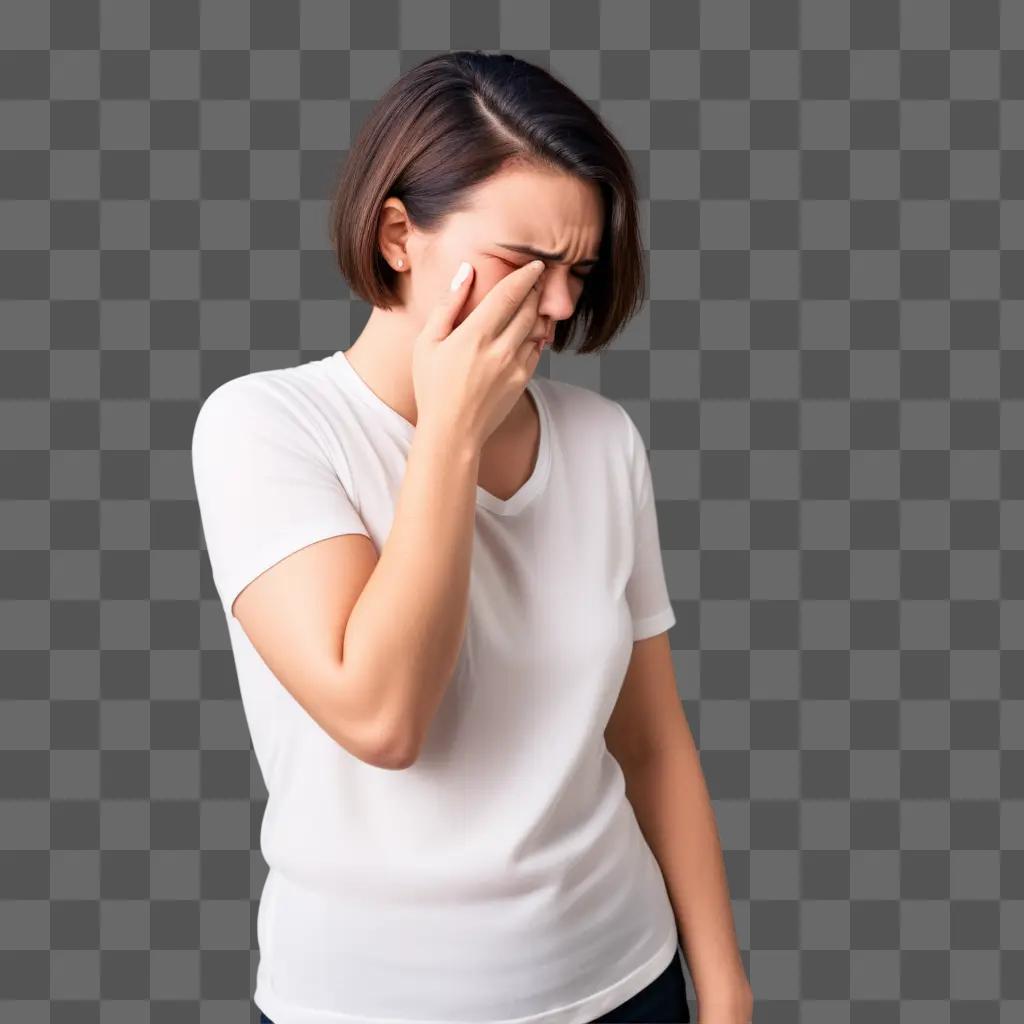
[456,259,546,344]
[495,279,543,357]
[513,327,544,376]
[420,258,476,343]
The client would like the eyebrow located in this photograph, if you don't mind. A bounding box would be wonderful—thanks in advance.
[494,242,600,267]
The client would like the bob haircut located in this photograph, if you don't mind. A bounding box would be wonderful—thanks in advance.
[328,50,646,355]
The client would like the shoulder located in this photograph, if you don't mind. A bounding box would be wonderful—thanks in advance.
[533,378,641,509]
[534,376,631,441]
[191,363,351,497]
[536,376,639,465]
[192,361,338,454]
[191,360,370,513]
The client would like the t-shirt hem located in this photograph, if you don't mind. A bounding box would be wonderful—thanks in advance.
[632,605,676,641]
[253,925,680,1024]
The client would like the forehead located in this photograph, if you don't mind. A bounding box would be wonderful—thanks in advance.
[460,165,603,251]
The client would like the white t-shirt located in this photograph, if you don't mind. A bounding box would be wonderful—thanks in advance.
[191,349,680,1024]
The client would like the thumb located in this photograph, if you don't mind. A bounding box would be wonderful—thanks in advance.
[423,259,474,341]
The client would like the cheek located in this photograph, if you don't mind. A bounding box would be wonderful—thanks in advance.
[452,264,519,329]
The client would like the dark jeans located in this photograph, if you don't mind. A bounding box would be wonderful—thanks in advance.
[258,948,691,1023]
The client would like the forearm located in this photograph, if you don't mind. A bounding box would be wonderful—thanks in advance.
[342,420,480,761]
[620,741,751,1015]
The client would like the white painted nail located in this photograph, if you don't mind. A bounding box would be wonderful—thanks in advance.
[450,260,471,291]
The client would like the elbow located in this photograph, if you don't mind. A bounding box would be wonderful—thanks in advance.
[371,741,419,771]
[373,707,423,769]
[361,711,419,770]
[331,713,418,771]
[329,666,420,771]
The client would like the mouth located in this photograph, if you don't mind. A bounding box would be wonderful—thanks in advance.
[533,334,554,350]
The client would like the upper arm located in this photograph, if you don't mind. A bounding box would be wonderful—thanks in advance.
[604,630,692,769]
[191,379,386,764]
[618,403,676,642]
[605,405,686,767]
[231,532,386,763]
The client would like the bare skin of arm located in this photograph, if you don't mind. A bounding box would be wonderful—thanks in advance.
[230,260,547,769]
[231,418,481,770]
[606,632,754,1022]
[339,420,482,767]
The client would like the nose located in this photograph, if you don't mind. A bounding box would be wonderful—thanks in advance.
[534,273,577,322]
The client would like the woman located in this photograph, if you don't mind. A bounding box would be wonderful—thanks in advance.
[192,51,752,1024]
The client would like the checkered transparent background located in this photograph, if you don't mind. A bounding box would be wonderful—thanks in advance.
[2,1,1024,1021]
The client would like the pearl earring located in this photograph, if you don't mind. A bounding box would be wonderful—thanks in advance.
[396,259,404,268]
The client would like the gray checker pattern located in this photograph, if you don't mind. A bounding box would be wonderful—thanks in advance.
[1,1,1023,1022]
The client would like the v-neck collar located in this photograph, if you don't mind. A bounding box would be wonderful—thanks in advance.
[327,349,552,517]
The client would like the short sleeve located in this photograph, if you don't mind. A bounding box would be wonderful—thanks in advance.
[618,403,676,641]
[191,378,371,620]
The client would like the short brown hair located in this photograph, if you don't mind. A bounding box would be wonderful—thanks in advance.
[328,50,646,355]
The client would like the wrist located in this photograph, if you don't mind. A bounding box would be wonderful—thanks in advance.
[414,415,481,455]
[413,418,481,462]
[696,977,754,1024]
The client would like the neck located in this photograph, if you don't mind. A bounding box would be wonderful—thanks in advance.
[342,305,531,440]
[344,304,422,427]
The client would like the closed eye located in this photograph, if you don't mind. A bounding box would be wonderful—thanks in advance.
[499,257,592,281]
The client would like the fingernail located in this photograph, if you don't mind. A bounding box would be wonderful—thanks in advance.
[450,260,471,291]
